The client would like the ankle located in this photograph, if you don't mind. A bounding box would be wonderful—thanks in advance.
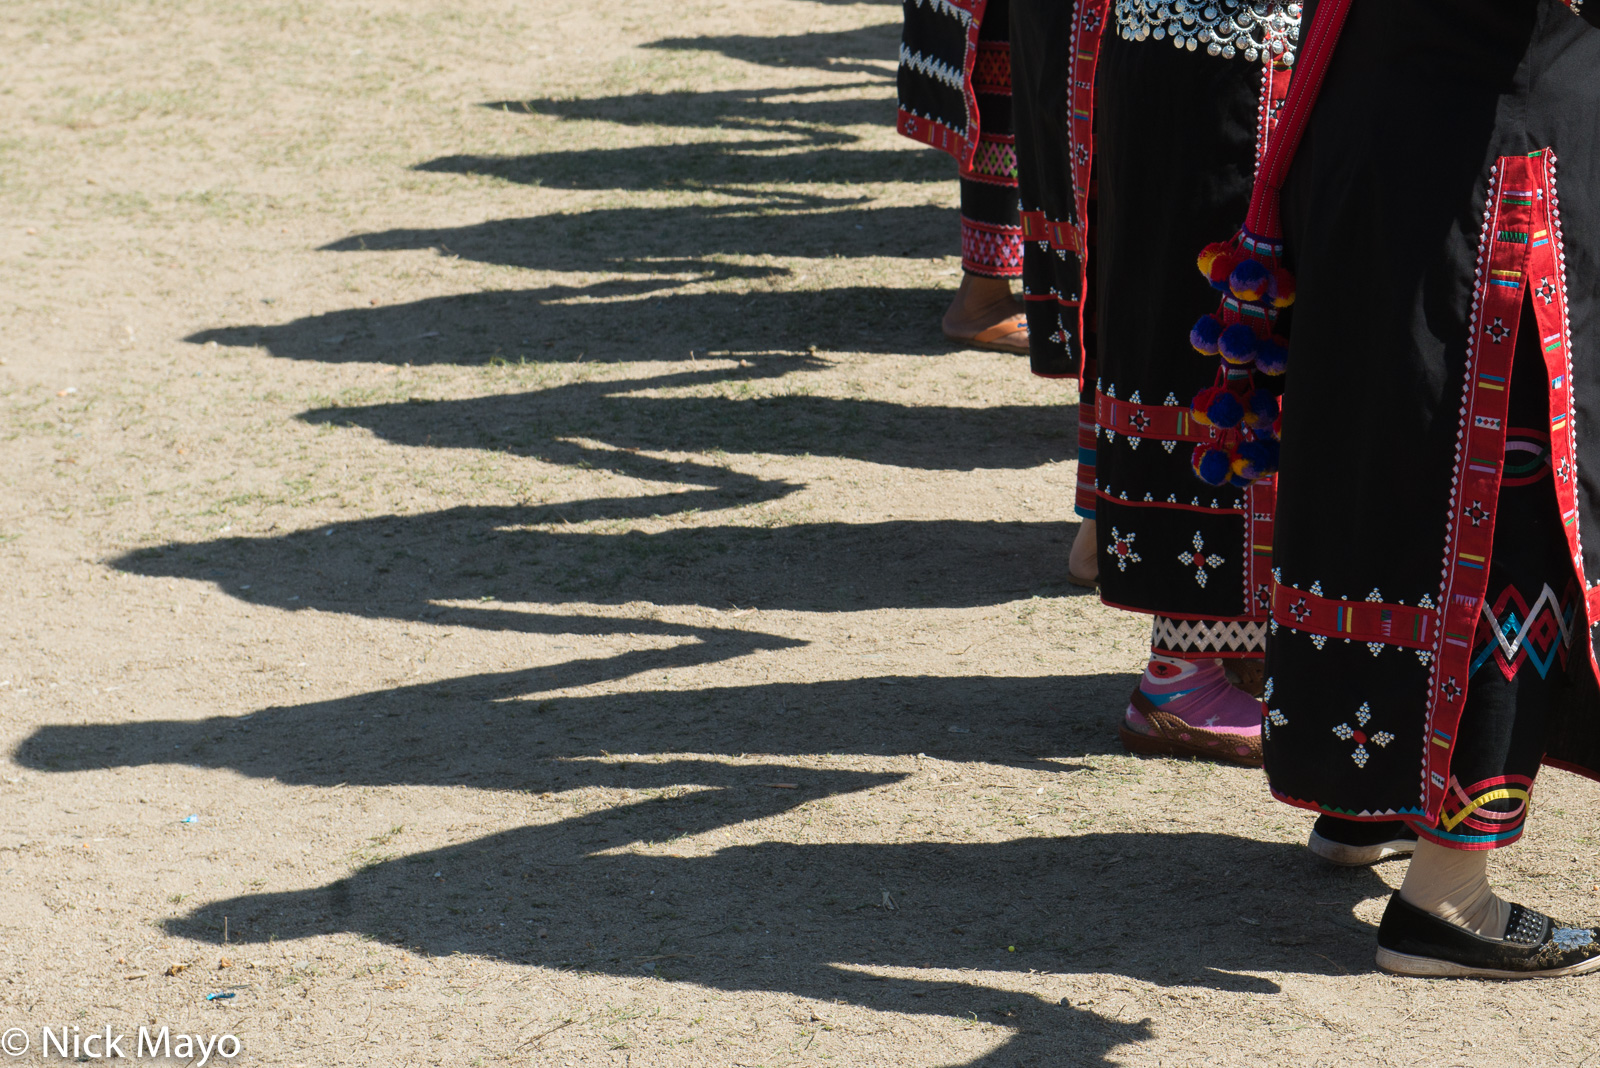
[1399,838,1512,938]
[946,274,1020,321]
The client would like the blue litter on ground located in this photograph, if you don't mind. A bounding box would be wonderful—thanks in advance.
[205,992,235,1002]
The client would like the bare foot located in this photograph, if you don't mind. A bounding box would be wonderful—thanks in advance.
[941,273,1028,354]
[1068,517,1098,587]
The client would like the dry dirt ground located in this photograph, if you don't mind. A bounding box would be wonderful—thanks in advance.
[3,2,1600,1066]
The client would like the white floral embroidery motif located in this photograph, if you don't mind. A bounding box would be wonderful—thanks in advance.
[1108,527,1142,572]
[1331,703,1395,768]
[1177,531,1224,587]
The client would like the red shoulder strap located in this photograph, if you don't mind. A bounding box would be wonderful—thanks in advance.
[1244,0,1353,238]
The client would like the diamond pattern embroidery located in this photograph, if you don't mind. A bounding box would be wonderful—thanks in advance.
[1486,317,1511,344]
[1331,702,1394,768]
[1177,532,1224,588]
[1536,277,1557,305]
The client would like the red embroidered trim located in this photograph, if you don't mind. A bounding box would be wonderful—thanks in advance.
[962,134,1018,183]
[1095,394,1214,443]
[1244,0,1352,239]
[1075,397,1097,514]
[1420,150,1595,821]
[895,0,989,171]
[1271,583,1437,650]
[896,112,968,161]
[971,40,1011,94]
[1269,788,1425,822]
[1245,478,1276,621]
[1254,60,1293,173]
[960,218,1024,277]
[1019,210,1076,251]
[1065,0,1109,389]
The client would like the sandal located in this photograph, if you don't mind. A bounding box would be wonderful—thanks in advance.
[944,315,1030,355]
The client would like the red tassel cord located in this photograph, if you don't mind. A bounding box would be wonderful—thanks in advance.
[1188,0,1353,488]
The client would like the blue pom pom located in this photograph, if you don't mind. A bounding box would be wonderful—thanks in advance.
[1194,448,1232,486]
[1218,323,1258,367]
[1247,390,1279,426]
[1190,315,1224,355]
[1228,472,1255,488]
[1254,337,1288,375]
[1228,259,1271,302]
[1206,390,1245,429]
[1237,437,1281,476]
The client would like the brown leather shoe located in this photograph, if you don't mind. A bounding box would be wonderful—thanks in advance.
[1118,687,1264,767]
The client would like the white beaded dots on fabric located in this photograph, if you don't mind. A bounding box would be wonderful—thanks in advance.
[1114,1,1303,63]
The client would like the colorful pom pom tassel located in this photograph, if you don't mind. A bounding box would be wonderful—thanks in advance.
[1227,259,1271,302]
[1253,336,1289,375]
[1205,389,1245,429]
[1271,267,1296,309]
[1244,389,1280,427]
[1235,436,1281,478]
[1206,249,1244,292]
[1190,384,1222,426]
[1196,241,1233,279]
[1218,323,1258,367]
[1192,444,1232,487]
[1190,315,1224,355]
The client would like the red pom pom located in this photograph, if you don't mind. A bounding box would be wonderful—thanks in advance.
[1207,249,1244,289]
[1191,385,1224,426]
[1271,267,1296,308]
[1196,241,1233,279]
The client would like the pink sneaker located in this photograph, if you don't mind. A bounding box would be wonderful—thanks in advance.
[1118,656,1263,766]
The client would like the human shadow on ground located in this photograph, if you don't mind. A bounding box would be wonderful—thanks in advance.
[16,663,1128,787]
[315,202,949,271]
[109,508,1083,620]
[644,21,901,78]
[447,102,934,191]
[479,83,891,137]
[294,363,1068,474]
[189,282,961,364]
[159,820,1389,1066]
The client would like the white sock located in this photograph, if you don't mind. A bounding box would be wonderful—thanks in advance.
[1399,837,1512,938]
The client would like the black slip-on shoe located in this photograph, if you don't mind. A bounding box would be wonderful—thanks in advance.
[1307,816,1418,866]
[1375,892,1600,979]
